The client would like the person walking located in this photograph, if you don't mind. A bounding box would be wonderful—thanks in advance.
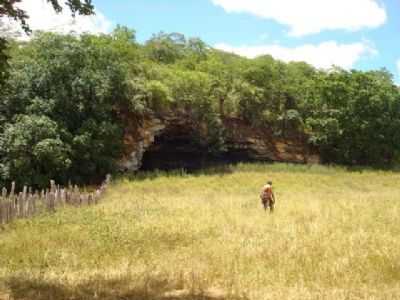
[260,181,275,213]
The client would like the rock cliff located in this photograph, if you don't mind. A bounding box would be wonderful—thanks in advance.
[119,113,319,172]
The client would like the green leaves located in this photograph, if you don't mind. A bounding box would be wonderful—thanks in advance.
[0,0,95,89]
[0,114,70,186]
[1,29,400,188]
[306,69,400,165]
[0,32,137,186]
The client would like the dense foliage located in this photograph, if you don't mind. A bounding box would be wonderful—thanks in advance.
[1,28,400,187]
[0,29,134,186]
[0,0,94,84]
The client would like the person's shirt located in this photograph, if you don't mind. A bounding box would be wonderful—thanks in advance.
[261,184,273,198]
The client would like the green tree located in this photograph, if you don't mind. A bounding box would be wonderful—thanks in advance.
[0,31,139,186]
[0,0,95,84]
[145,32,187,64]
[307,68,400,165]
[0,0,94,32]
[2,28,400,186]
[0,114,71,187]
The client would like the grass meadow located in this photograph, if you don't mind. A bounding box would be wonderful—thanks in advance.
[1,163,400,300]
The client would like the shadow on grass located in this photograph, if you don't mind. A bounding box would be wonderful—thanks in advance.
[120,163,238,182]
[4,275,246,300]
[117,161,400,183]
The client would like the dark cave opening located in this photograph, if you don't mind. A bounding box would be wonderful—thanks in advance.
[140,125,259,172]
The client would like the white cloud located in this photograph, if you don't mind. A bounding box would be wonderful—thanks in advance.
[215,41,377,69]
[211,0,387,36]
[1,0,112,39]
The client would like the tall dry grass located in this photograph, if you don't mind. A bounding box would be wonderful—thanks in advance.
[1,163,400,299]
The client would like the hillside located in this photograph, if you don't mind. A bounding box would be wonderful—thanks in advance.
[1,30,400,188]
[1,163,400,300]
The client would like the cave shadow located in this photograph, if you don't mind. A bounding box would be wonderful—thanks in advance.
[123,161,400,183]
[130,121,267,181]
[124,160,257,182]
[3,275,245,300]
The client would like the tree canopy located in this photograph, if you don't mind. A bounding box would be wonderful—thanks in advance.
[1,28,400,187]
[0,0,94,32]
[0,0,95,83]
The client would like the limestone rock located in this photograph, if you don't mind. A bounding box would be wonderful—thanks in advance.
[118,113,319,172]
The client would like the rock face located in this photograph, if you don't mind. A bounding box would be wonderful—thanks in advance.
[119,116,166,171]
[118,113,319,172]
[222,118,319,164]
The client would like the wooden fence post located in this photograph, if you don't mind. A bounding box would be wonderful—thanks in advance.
[0,187,7,224]
[0,175,110,224]
[27,187,32,217]
[49,180,56,212]
[1,187,6,198]
[74,185,79,206]
[0,198,2,225]
[8,196,14,223]
[32,191,38,215]
[17,192,22,218]
[88,193,93,205]
[8,182,15,221]
[105,174,111,185]
[65,189,70,205]
[10,182,15,198]
[22,186,27,218]
[60,188,65,206]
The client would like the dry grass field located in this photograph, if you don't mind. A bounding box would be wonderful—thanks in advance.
[1,163,400,300]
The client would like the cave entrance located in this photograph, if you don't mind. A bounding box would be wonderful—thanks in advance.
[140,124,210,171]
[140,124,258,172]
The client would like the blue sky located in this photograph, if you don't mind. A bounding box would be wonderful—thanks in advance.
[93,0,400,81]
[9,0,400,82]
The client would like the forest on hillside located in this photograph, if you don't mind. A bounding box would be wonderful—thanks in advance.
[1,27,400,187]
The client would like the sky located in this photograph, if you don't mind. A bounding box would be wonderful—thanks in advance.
[3,0,400,82]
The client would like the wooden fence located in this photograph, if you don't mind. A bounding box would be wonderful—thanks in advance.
[0,175,111,225]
